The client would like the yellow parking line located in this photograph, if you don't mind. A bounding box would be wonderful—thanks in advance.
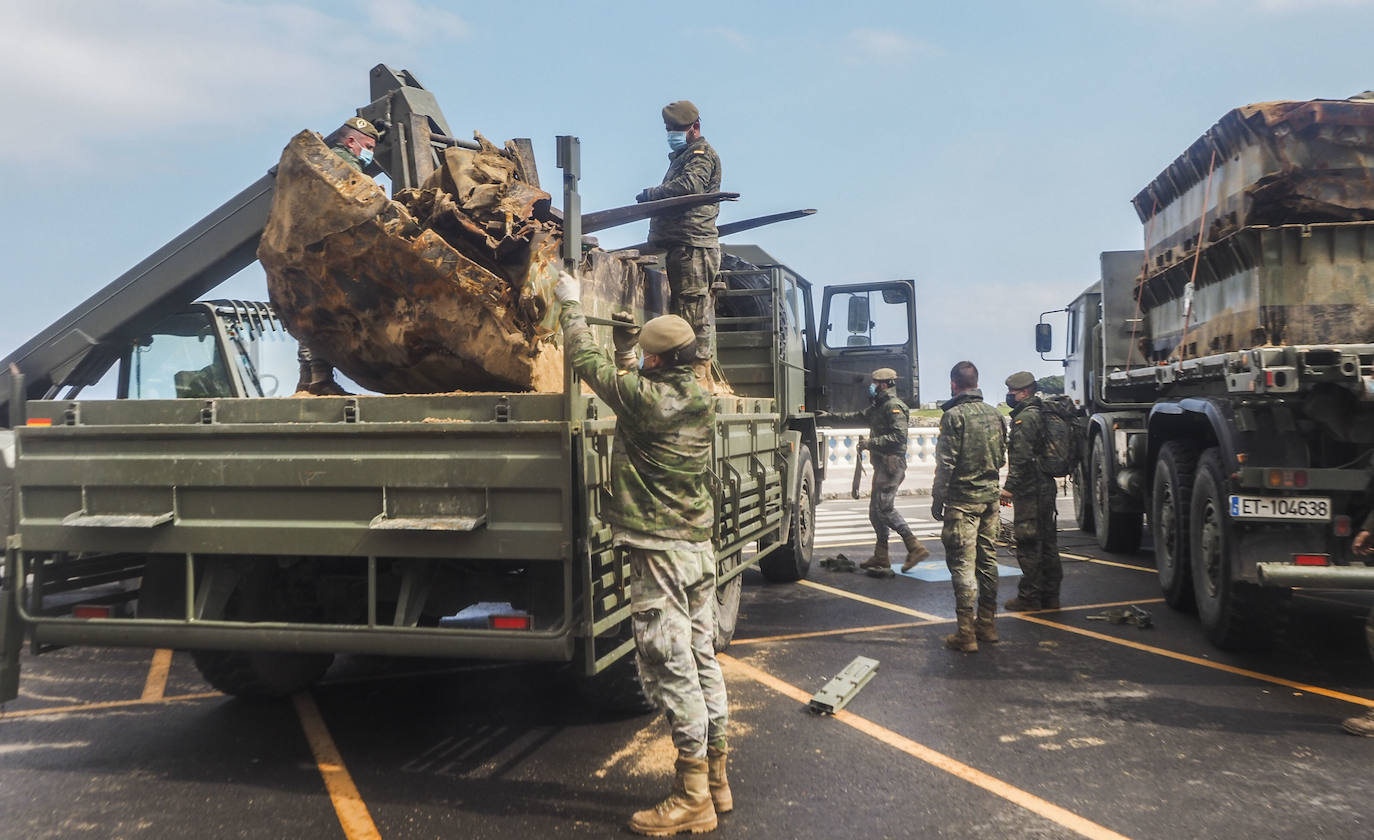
[292,692,382,840]
[720,655,1132,840]
[1012,613,1374,709]
[1060,551,1153,572]
[1014,597,1166,616]
[141,649,174,701]
[797,579,943,620]
[0,692,221,721]
[733,618,950,645]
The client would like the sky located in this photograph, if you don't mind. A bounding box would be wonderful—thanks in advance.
[5,0,1374,404]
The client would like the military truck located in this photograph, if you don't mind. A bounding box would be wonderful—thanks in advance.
[0,67,920,706]
[1040,99,1374,655]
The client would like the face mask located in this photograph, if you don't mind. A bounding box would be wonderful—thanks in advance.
[1005,392,1019,408]
[868,383,879,398]
[357,147,374,166]
[667,131,688,152]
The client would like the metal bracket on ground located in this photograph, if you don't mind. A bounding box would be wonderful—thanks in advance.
[808,656,879,715]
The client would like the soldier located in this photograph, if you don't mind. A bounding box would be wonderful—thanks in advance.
[816,368,931,576]
[635,100,723,364]
[1342,516,1374,737]
[554,271,729,835]
[1000,370,1061,611]
[295,116,380,396]
[931,361,1007,652]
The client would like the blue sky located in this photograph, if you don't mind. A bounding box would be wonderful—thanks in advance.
[5,0,1374,402]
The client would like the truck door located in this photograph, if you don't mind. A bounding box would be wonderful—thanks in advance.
[816,280,918,413]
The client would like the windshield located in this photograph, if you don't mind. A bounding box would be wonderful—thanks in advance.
[224,317,298,398]
[130,312,234,399]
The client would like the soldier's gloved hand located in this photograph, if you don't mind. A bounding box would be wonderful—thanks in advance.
[930,499,944,521]
[553,270,581,305]
[855,439,869,452]
[635,189,652,204]
[1355,530,1374,556]
[999,488,1013,505]
[610,311,640,353]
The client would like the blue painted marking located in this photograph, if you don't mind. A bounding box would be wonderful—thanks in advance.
[892,560,1021,582]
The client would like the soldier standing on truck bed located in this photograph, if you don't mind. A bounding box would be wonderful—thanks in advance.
[816,368,931,577]
[931,361,1008,653]
[1000,370,1062,611]
[294,116,379,396]
[635,100,723,365]
[1343,514,1374,737]
[554,271,731,836]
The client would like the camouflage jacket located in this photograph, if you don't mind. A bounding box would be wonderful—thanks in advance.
[331,144,364,173]
[932,389,1006,505]
[645,137,722,248]
[561,301,715,542]
[1005,395,1056,497]
[828,391,910,456]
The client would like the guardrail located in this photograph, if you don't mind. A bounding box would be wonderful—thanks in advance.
[817,427,940,499]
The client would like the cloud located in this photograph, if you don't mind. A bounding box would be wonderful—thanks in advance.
[703,25,750,49]
[843,28,940,64]
[1114,0,1374,15]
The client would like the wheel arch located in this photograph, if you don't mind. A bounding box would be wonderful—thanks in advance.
[1146,398,1241,488]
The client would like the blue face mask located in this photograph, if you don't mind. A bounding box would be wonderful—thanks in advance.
[868,383,879,398]
[357,146,374,166]
[667,131,688,152]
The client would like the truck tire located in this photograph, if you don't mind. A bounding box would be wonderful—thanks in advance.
[760,447,815,582]
[1091,437,1142,554]
[714,573,743,651]
[1152,440,1200,611]
[1073,460,1094,533]
[1188,449,1275,650]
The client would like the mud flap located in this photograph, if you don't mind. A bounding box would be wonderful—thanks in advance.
[1,541,22,703]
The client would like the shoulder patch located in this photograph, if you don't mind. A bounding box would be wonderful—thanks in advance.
[891,408,901,413]
[692,149,706,154]
[617,369,628,377]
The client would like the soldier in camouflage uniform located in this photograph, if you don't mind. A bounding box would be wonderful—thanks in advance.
[554,271,729,835]
[636,100,723,362]
[294,116,380,396]
[1343,512,1374,737]
[816,368,931,576]
[1000,370,1061,611]
[931,361,1007,652]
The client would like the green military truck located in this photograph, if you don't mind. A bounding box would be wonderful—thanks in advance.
[0,67,920,706]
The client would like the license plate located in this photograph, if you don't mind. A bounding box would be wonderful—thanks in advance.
[1229,495,1331,522]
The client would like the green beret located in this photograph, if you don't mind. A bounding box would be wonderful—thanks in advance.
[641,315,696,354]
[662,100,699,129]
[871,367,898,382]
[341,116,379,140]
[1005,370,1036,390]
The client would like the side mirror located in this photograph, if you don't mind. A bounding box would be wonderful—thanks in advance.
[846,295,870,334]
[1035,322,1053,354]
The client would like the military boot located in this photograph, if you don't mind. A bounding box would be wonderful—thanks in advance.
[861,542,893,577]
[1003,594,1040,611]
[943,612,978,652]
[975,605,999,643]
[1040,594,1061,610]
[628,756,717,836]
[899,531,931,572]
[1342,709,1374,737]
[706,744,732,814]
[295,359,313,394]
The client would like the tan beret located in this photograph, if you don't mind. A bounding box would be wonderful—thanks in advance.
[871,367,898,382]
[1005,370,1037,390]
[662,100,699,129]
[641,315,696,354]
[341,116,379,140]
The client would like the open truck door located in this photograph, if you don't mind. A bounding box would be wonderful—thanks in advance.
[816,280,919,413]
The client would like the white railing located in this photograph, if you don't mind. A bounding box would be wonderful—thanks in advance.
[817,427,941,499]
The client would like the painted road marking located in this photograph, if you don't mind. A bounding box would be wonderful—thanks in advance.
[733,619,951,645]
[720,654,1133,840]
[0,692,221,721]
[141,649,173,701]
[292,692,382,840]
[798,580,944,621]
[1012,614,1374,709]
[1059,551,1154,572]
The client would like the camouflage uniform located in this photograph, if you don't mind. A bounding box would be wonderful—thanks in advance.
[932,389,1007,616]
[827,390,915,548]
[560,300,726,760]
[1005,395,1061,608]
[645,137,722,360]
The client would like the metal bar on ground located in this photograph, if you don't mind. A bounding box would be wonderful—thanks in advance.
[808,655,879,715]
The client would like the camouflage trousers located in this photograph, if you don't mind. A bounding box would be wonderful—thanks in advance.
[1012,482,1061,603]
[627,542,729,759]
[869,452,912,542]
[664,243,720,361]
[940,500,1001,615]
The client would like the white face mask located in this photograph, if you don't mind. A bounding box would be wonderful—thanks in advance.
[667,131,688,152]
[357,146,374,166]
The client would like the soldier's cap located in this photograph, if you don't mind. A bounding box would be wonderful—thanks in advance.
[640,314,696,354]
[340,116,379,140]
[1005,370,1037,390]
[871,367,898,382]
[662,100,700,129]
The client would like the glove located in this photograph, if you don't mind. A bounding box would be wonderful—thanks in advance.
[635,188,652,204]
[855,439,869,452]
[554,270,581,305]
[610,311,640,354]
[930,499,944,521]
[1356,530,1374,556]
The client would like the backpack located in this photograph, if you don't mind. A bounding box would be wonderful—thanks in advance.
[1036,395,1083,478]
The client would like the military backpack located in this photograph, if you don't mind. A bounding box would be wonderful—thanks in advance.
[1037,395,1083,478]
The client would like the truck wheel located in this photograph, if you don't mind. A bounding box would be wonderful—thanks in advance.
[1091,438,1142,554]
[760,446,815,582]
[1189,449,1274,650]
[1073,460,1094,533]
[714,573,743,651]
[1152,440,1200,611]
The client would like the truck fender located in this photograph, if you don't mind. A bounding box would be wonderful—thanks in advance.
[1147,398,1241,484]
